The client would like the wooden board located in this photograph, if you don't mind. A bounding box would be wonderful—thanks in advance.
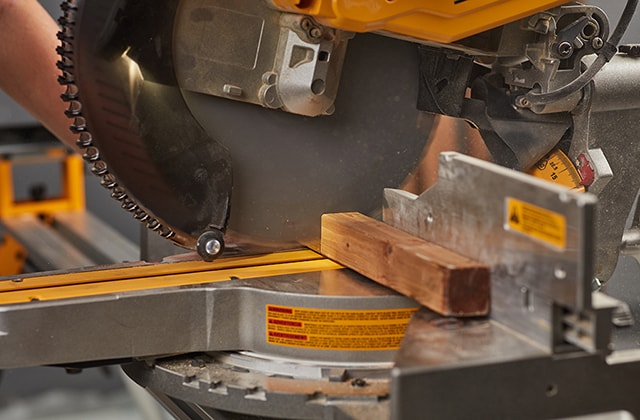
[321,212,490,316]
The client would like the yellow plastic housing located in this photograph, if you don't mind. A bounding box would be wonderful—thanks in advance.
[0,233,26,276]
[0,149,85,218]
[271,0,570,43]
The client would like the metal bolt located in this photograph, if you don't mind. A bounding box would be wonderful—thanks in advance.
[262,72,277,85]
[592,37,604,50]
[197,230,225,261]
[301,18,312,31]
[222,84,243,97]
[557,41,574,58]
[205,239,222,256]
[554,266,567,280]
[260,85,281,109]
[310,27,322,39]
[11,278,23,283]
[515,96,530,108]
[592,277,603,291]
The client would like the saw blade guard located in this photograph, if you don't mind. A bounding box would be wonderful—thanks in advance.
[61,0,437,256]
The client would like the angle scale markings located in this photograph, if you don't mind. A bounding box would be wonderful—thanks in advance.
[528,149,584,192]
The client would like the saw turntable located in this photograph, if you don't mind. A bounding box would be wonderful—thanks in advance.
[3,0,640,418]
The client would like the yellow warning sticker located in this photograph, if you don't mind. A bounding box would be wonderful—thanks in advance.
[506,197,566,249]
[266,305,418,351]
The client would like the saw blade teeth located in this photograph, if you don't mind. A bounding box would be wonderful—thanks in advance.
[56,31,70,42]
[147,220,161,231]
[61,84,79,102]
[61,0,79,11]
[56,42,74,56]
[59,9,76,25]
[122,201,138,212]
[55,0,178,249]
[91,160,108,175]
[57,70,75,85]
[112,190,127,202]
[64,100,82,118]
[134,210,150,222]
[75,131,92,149]
[100,174,117,189]
[82,146,100,162]
[57,55,74,70]
[70,116,86,133]
[162,229,176,239]
[60,25,74,40]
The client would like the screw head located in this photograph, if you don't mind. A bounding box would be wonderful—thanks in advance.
[205,239,222,256]
[515,96,530,108]
[592,37,604,50]
[310,27,322,39]
[557,41,574,58]
[197,230,225,262]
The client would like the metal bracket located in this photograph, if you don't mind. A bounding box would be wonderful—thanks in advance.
[384,152,612,353]
[0,149,85,218]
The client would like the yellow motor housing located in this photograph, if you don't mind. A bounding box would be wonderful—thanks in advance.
[271,0,570,43]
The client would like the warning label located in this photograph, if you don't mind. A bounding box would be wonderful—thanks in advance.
[265,305,418,351]
[506,197,566,249]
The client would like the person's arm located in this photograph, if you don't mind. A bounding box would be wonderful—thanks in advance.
[0,0,77,149]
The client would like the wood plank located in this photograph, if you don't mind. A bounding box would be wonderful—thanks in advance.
[321,212,490,316]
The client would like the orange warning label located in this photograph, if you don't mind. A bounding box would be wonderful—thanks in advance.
[265,305,418,351]
[506,197,566,249]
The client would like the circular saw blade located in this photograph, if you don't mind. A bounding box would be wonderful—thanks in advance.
[65,0,433,253]
[178,31,432,246]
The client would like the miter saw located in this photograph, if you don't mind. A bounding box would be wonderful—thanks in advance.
[55,0,638,283]
[2,0,640,418]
